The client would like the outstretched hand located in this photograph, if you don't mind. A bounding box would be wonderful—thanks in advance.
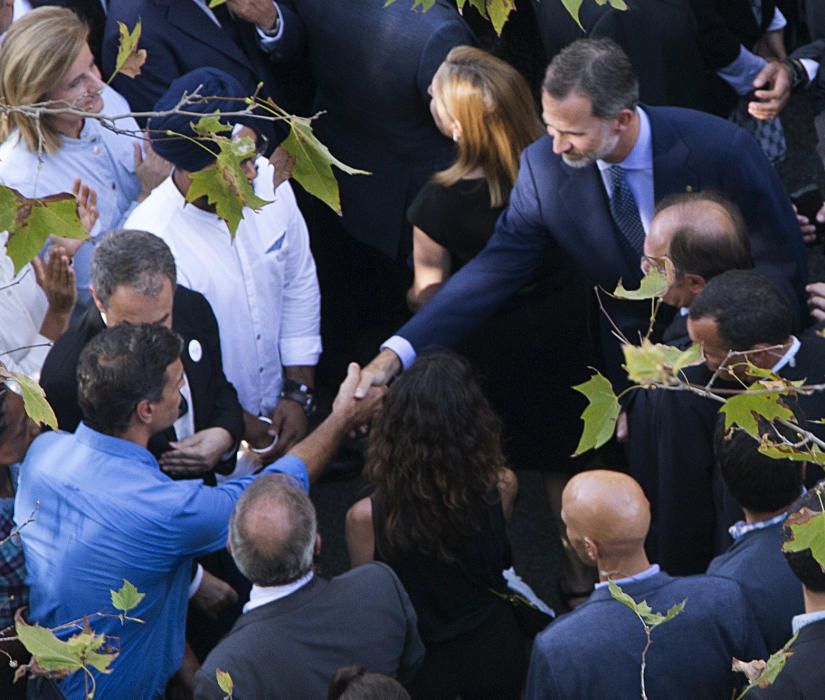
[71,178,99,234]
[135,142,172,200]
[354,349,401,399]
[335,362,387,431]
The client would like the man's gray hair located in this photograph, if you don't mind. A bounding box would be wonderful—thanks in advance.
[542,38,639,119]
[91,229,177,308]
[229,474,317,587]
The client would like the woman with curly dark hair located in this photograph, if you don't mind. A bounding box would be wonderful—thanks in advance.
[346,351,530,699]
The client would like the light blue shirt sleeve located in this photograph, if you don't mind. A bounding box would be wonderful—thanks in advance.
[717,45,768,96]
[256,2,285,50]
[381,335,417,370]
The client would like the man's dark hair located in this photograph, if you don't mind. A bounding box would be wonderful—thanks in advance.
[688,270,792,350]
[91,229,177,308]
[542,38,639,119]
[229,474,317,586]
[655,191,752,280]
[328,665,410,700]
[714,414,804,513]
[77,324,183,436]
[783,481,825,592]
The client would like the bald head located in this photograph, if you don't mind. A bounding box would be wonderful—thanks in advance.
[229,474,317,586]
[562,470,650,558]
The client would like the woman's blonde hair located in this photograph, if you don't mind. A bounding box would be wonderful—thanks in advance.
[0,7,90,153]
[432,46,543,208]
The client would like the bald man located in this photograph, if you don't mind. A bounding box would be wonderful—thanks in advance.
[526,470,767,700]
[195,475,423,700]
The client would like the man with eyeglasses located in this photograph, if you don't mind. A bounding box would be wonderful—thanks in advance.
[126,67,321,477]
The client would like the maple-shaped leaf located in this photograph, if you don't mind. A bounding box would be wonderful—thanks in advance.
[109,20,147,82]
[110,579,145,618]
[216,668,234,697]
[186,136,270,236]
[571,369,620,456]
[782,507,825,571]
[720,389,794,438]
[734,634,797,698]
[608,580,686,629]
[2,372,58,430]
[190,114,233,139]
[487,0,516,34]
[15,610,116,676]
[280,116,370,216]
[613,266,670,301]
[0,186,87,275]
[622,340,703,385]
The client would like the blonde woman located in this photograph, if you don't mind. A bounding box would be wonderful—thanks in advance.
[0,6,169,307]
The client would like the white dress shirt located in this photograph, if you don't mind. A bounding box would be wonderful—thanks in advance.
[125,162,321,417]
[243,571,314,613]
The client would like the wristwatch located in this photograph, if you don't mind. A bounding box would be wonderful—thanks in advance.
[279,378,317,416]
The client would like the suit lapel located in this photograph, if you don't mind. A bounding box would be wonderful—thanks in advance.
[166,0,253,71]
[648,107,700,201]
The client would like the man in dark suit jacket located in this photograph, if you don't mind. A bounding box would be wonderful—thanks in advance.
[103,0,310,116]
[358,38,806,395]
[40,230,244,482]
[750,483,825,699]
[194,474,424,700]
[30,0,107,65]
[706,416,805,652]
[526,469,766,699]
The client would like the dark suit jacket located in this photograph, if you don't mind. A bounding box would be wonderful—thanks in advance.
[397,106,807,387]
[103,0,310,117]
[531,0,720,114]
[194,563,425,700]
[270,0,475,260]
[707,522,804,652]
[526,571,767,699]
[39,286,244,478]
[31,0,107,66]
[750,618,825,699]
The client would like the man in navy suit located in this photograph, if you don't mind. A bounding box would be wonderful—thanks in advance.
[706,414,805,652]
[356,38,806,395]
[525,470,766,699]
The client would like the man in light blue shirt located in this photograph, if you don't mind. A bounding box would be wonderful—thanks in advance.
[15,323,381,698]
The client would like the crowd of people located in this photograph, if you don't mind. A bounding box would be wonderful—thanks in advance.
[2,0,825,698]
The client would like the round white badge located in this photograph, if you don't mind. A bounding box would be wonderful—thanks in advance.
[188,339,203,363]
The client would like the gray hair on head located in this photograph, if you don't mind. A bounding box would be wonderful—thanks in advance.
[91,229,177,308]
[229,474,317,587]
[542,37,639,119]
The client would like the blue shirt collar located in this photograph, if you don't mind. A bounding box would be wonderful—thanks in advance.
[74,422,159,468]
[594,563,661,589]
[597,107,653,173]
[728,512,788,541]
[792,609,825,635]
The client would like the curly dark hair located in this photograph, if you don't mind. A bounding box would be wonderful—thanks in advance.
[364,351,508,562]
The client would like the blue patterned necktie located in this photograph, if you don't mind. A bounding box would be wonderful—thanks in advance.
[608,165,646,256]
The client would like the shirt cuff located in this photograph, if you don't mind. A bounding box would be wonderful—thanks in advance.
[801,58,820,85]
[256,2,284,49]
[188,563,205,599]
[716,46,768,95]
[767,7,786,33]
[279,336,322,366]
[381,335,416,370]
[264,455,310,493]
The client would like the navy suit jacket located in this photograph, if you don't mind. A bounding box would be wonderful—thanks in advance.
[707,522,804,653]
[750,618,825,699]
[270,0,475,259]
[526,571,767,699]
[397,106,807,383]
[103,0,309,117]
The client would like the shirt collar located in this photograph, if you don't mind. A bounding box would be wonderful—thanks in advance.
[74,422,159,467]
[594,563,660,589]
[243,571,315,613]
[792,609,825,635]
[771,335,801,373]
[597,107,653,173]
[728,511,788,541]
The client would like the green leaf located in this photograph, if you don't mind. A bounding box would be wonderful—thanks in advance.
[15,613,116,676]
[186,136,270,236]
[607,0,629,8]
[486,0,515,35]
[571,370,620,456]
[9,373,58,430]
[109,20,147,81]
[720,390,794,438]
[208,0,226,7]
[190,114,233,139]
[110,580,145,616]
[782,509,825,571]
[3,187,88,275]
[758,441,825,466]
[736,634,797,698]
[561,0,585,30]
[622,341,703,385]
[608,580,686,629]
[280,116,370,216]
[613,267,669,301]
[216,668,234,696]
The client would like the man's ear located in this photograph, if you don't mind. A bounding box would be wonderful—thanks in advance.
[583,537,598,563]
[615,108,635,130]
[90,286,106,316]
[314,533,322,557]
[134,398,154,426]
[682,273,706,296]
